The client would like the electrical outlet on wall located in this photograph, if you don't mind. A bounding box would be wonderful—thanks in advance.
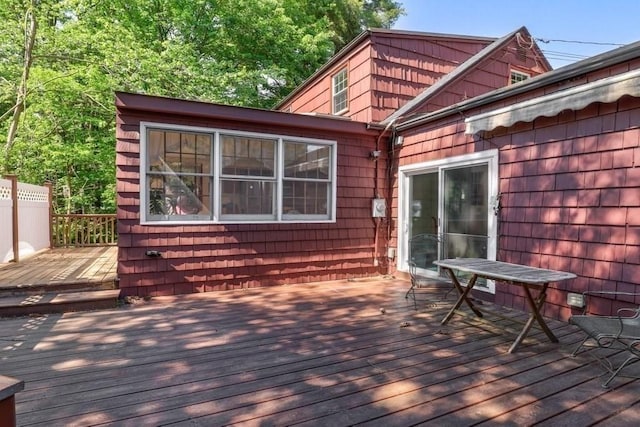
[372,198,386,217]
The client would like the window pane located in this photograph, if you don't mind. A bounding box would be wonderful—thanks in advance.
[510,70,529,84]
[148,130,165,171]
[221,135,275,177]
[147,174,210,217]
[147,129,211,174]
[283,181,328,215]
[333,69,347,92]
[284,142,330,179]
[221,179,274,215]
[332,68,348,113]
[334,92,347,113]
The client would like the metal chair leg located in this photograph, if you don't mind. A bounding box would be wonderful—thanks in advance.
[602,355,640,388]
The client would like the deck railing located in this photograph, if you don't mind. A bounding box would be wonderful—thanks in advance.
[51,214,117,247]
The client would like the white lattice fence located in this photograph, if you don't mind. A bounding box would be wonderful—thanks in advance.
[0,177,51,263]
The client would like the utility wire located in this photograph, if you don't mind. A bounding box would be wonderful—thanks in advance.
[534,37,627,64]
[535,37,625,47]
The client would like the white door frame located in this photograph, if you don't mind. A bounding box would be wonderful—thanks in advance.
[397,149,499,293]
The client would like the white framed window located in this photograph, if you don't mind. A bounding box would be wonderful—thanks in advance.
[510,70,530,85]
[332,67,348,114]
[140,122,337,224]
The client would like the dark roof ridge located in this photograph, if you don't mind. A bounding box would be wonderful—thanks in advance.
[367,27,496,43]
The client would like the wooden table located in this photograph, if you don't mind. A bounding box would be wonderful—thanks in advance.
[433,258,576,353]
[0,375,24,427]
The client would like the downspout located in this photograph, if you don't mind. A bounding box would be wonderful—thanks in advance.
[371,119,396,270]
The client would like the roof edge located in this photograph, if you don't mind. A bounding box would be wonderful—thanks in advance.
[115,92,379,136]
[396,39,640,132]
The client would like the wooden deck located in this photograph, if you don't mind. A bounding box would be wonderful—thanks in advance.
[1,278,639,426]
[0,246,118,292]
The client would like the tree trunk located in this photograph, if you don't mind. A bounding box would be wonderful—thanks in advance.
[4,5,37,168]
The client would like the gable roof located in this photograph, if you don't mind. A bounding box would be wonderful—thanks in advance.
[395,39,640,132]
[273,28,497,111]
[380,26,550,125]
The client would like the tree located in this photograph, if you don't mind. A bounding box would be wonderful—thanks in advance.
[3,0,36,163]
[0,0,404,213]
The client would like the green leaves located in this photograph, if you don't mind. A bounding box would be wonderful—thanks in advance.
[0,0,403,213]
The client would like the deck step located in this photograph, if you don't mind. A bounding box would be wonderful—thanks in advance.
[0,280,117,297]
[0,289,121,317]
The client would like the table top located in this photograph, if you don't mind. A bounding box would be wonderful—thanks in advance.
[433,258,576,284]
[0,375,24,401]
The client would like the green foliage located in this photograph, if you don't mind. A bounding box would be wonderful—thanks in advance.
[0,0,403,213]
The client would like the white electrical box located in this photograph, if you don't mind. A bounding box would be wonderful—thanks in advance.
[372,198,386,217]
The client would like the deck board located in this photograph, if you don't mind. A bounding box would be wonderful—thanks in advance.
[0,246,117,290]
[1,278,638,426]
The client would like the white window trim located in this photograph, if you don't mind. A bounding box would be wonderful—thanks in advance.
[510,69,530,85]
[139,122,337,225]
[332,68,348,115]
[397,149,499,294]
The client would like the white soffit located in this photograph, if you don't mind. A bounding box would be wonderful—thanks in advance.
[465,68,640,134]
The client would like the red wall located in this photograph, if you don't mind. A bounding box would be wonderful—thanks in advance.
[393,74,640,321]
[368,34,491,122]
[490,98,640,321]
[115,106,386,297]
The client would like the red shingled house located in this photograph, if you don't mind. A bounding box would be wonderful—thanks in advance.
[115,27,640,321]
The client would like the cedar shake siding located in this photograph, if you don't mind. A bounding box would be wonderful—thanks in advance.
[489,98,640,322]
[115,92,383,297]
[277,28,549,124]
[277,30,496,122]
[414,36,549,114]
[392,58,640,322]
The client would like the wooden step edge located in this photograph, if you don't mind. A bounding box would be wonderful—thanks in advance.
[0,280,117,297]
[0,290,121,317]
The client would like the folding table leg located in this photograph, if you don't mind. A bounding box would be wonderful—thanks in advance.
[441,270,482,324]
[509,283,558,353]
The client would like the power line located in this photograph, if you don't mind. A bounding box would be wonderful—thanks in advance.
[540,49,589,61]
[535,37,625,47]
[534,36,627,64]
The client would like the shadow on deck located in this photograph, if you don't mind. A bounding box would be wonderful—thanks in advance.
[0,278,638,425]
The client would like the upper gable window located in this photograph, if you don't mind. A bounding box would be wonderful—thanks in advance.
[332,68,348,114]
[141,123,336,224]
[510,70,530,85]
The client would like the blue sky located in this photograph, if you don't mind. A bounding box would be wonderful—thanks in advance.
[393,0,640,69]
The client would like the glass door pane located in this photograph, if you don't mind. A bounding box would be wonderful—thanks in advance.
[443,164,489,260]
[409,172,440,272]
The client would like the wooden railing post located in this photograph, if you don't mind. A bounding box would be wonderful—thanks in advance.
[3,174,19,263]
[45,181,53,249]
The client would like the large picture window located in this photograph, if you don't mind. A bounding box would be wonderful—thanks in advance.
[141,123,336,223]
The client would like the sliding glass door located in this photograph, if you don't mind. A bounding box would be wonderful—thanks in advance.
[442,164,488,261]
[408,171,440,272]
[400,150,498,292]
